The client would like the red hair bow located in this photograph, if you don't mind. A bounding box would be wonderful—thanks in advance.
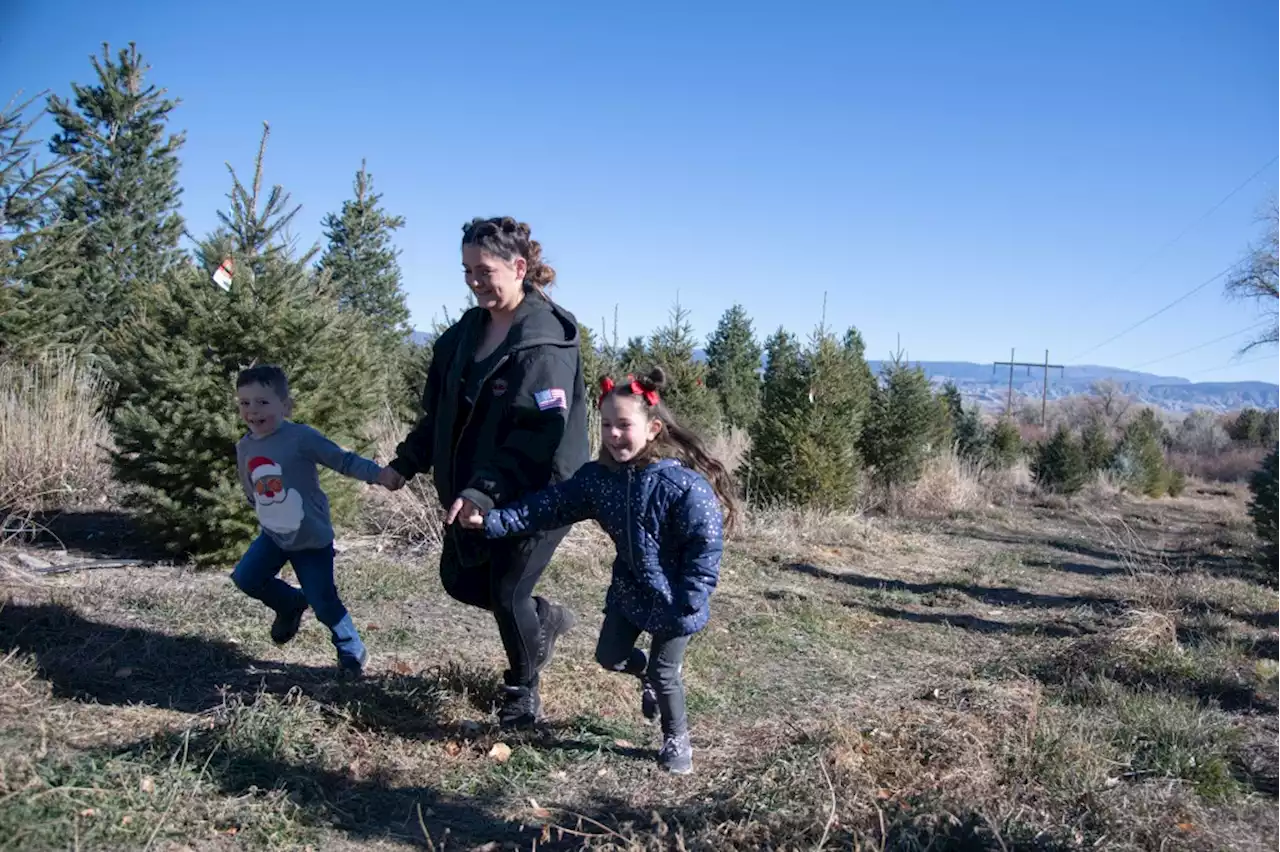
[598,375,659,407]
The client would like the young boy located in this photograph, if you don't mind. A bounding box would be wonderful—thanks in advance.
[231,364,400,675]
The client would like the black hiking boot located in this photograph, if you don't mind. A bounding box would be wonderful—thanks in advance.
[534,597,576,674]
[270,602,307,646]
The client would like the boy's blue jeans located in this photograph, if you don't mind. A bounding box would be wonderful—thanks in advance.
[230,534,365,665]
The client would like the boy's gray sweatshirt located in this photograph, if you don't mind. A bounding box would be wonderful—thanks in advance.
[236,421,382,551]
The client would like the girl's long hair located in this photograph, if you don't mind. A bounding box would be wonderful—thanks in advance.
[599,367,741,535]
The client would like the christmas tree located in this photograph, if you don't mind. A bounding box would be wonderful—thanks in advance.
[862,353,937,489]
[0,92,84,358]
[41,43,185,358]
[1031,425,1087,495]
[647,300,722,437]
[317,161,410,349]
[746,327,807,503]
[108,125,382,566]
[705,304,762,431]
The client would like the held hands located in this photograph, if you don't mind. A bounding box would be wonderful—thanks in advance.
[446,496,486,530]
[377,467,406,491]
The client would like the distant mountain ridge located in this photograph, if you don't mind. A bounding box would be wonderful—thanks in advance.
[409,330,1275,413]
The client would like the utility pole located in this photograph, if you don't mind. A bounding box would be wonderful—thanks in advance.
[993,349,1065,426]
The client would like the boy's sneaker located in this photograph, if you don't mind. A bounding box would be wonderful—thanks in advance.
[640,678,659,723]
[270,603,307,645]
[497,682,542,729]
[658,731,693,775]
[534,598,576,674]
[338,647,367,678]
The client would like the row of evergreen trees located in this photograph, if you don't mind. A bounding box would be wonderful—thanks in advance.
[3,44,1272,567]
[3,45,419,565]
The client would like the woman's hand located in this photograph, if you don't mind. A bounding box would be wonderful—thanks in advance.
[378,467,406,491]
[446,496,486,529]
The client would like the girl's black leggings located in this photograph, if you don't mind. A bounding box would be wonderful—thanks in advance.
[595,607,692,735]
[438,526,569,688]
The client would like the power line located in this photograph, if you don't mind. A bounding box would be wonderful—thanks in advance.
[1185,351,1276,379]
[1068,258,1246,362]
[1121,155,1279,275]
[1067,154,1278,363]
[1128,321,1272,370]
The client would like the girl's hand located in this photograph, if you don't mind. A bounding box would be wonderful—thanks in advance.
[446,497,486,529]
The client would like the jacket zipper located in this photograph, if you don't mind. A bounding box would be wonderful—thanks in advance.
[447,353,510,544]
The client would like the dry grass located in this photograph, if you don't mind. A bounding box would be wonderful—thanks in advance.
[360,407,444,551]
[1,484,1276,851]
[0,350,114,542]
[708,426,750,475]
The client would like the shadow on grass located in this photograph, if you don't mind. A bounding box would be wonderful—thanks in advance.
[0,602,654,762]
[24,509,169,562]
[858,604,1095,639]
[788,562,1122,613]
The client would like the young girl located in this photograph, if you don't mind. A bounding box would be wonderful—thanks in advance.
[457,368,737,774]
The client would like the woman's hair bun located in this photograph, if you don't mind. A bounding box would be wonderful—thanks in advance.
[640,366,667,392]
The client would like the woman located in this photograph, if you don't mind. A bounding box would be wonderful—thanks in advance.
[383,216,589,728]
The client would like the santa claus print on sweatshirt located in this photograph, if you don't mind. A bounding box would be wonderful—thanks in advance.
[236,421,383,551]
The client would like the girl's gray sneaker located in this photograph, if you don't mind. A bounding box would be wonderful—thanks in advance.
[658,732,693,774]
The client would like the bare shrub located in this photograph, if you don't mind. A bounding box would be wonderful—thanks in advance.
[360,408,443,551]
[709,426,750,475]
[1,350,114,539]
[890,449,985,517]
[1170,446,1267,484]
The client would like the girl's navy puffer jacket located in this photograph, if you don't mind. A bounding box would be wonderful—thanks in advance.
[483,458,724,637]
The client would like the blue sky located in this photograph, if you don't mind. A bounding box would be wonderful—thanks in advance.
[3,1,1276,383]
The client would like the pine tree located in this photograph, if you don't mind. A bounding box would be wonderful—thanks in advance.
[0,92,84,358]
[1112,409,1170,497]
[940,383,987,462]
[1227,408,1268,445]
[317,161,409,346]
[647,301,722,436]
[1080,414,1113,473]
[746,328,807,503]
[862,354,937,489]
[705,304,762,431]
[618,336,648,374]
[1248,446,1277,567]
[988,417,1023,469]
[108,125,381,566]
[41,43,185,354]
[1031,425,1087,495]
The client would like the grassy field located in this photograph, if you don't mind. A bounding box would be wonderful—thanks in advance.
[0,484,1276,851]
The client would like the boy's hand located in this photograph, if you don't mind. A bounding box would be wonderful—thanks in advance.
[446,497,485,530]
[378,467,406,491]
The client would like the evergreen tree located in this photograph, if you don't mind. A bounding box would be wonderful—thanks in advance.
[41,43,185,353]
[705,304,762,430]
[578,323,615,406]
[0,92,84,358]
[1248,446,1278,567]
[988,417,1023,469]
[1080,414,1113,473]
[108,125,381,566]
[1031,425,1087,495]
[647,301,722,436]
[746,328,807,503]
[317,161,409,346]
[1112,409,1170,498]
[940,382,987,463]
[618,336,648,374]
[862,354,937,489]
[1227,408,1269,445]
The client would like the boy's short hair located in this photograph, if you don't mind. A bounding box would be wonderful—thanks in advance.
[236,364,290,401]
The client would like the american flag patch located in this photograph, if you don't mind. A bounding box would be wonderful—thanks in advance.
[534,388,567,411]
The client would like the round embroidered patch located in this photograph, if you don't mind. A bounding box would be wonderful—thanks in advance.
[492,379,508,397]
